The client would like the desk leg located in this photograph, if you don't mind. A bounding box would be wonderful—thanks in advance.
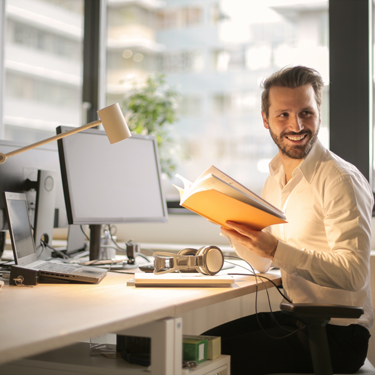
[117,317,182,375]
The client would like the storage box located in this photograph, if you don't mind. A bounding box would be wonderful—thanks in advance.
[183,335,221,360]
[182,336,207,364]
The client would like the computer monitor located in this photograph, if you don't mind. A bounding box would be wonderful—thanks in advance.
[57,126,168,260]
[0,140,69,257]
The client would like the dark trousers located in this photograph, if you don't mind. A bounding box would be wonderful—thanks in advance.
[202,311,370,375]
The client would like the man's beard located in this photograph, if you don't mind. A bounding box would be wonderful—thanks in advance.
[269,126,319,160]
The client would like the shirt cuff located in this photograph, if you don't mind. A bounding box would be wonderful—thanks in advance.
[272,240,305,274]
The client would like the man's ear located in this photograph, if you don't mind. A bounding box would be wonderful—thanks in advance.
[262,111,269,129]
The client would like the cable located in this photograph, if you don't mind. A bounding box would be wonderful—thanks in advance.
[228,272,291,303]
[224,256,292,303]
[36,241,45,258]
[105,225,150,263]
[106,225,127,252]
[136,253,151,263]
[80,225,90,241]
[40,240,70,260]
[224,255,305,339]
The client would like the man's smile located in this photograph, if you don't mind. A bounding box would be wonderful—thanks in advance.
[284,133,308,142]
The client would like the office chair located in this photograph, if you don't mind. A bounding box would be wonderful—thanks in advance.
[279,301,375,375]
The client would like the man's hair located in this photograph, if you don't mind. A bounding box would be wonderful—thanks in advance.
[261,66,324,118]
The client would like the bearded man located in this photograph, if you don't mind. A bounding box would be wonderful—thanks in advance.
[204,66,373,375]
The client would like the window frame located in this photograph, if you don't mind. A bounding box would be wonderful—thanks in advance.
[0,0,374,213]
[328,0,374,213]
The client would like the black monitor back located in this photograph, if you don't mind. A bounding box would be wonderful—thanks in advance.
[0,140,68,230]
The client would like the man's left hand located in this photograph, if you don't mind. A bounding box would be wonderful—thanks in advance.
[222,221,279,260]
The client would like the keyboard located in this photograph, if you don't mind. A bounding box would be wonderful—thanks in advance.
[33,262,82,274]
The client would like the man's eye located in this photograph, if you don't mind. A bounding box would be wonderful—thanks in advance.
[280,113,288,118]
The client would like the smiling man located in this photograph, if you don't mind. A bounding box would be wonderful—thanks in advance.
[203,66,374,374]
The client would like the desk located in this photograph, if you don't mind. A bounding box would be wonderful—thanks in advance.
[0,270,281,374]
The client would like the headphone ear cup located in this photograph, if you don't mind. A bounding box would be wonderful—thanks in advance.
[196,246,224,275]
[177,248,198,273]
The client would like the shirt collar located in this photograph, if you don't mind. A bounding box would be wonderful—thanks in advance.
[269,138,325,184]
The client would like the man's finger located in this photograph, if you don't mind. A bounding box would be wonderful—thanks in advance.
[225,221,256,236]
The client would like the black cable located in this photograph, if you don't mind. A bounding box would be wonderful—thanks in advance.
[224,255,292,303]
[106,225,150,263]
[36,241,45,258]
[80,225,90,241]
[40,240,70,260]
[228,272,292,303]
[224,255,305,339]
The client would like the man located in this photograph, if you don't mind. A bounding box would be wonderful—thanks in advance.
[204,66,373,374]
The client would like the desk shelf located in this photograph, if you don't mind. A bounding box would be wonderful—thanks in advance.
[0,342,230,375]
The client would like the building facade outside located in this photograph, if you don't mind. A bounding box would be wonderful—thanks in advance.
[2,0,329,199]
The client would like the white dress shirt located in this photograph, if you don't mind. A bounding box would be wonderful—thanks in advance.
[261,139,373,329]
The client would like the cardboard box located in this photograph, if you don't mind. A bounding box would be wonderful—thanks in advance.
[183,335,221,360]
[183,337,207,364]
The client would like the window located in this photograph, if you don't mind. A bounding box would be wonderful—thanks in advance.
[105,0,329,200]
[157,6,203,29]
[2,0,84,144]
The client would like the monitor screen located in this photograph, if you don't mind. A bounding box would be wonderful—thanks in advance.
[57,126,168,226]
[0,140,68,231]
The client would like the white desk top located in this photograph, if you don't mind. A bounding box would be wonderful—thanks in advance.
[0,269,281,365]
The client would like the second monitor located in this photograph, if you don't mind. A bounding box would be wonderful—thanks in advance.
[57,126,168,260]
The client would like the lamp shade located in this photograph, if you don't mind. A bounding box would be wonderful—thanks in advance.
[0,103,131,164]
[98,103,131,144]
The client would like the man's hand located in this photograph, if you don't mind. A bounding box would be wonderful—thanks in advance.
[222,221,279,260]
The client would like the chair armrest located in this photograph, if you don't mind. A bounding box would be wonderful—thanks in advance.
[280,301,364,320]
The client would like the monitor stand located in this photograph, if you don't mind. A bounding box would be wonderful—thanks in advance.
[88,224,139,269]
[33,170,58,259]
[89,224,101,260]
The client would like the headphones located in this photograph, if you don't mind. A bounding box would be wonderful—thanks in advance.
[153,245,224,275]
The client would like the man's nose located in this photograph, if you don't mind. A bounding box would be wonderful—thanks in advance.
[289,114,304,132]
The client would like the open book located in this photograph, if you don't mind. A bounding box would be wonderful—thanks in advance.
[174,165,286,230]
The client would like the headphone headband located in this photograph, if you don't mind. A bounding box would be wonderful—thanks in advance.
[153,246,224,276]
[153,252,204,275]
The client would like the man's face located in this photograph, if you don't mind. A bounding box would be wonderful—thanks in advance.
[262,84,321,160]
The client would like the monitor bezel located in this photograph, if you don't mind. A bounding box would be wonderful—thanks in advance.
[57,126,168,226]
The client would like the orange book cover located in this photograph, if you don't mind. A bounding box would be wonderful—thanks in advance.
[174,166,286,230]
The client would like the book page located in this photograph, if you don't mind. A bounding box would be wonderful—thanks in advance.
[173,185,185,201]
[186,174,285,220]
[205,166,284,216]
[194,165,221,184]
[174,175,194,201]
[175,174,193,191]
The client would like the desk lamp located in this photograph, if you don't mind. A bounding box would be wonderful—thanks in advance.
[0,103,131,164]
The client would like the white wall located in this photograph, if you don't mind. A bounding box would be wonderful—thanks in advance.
[111,214,375,250]
[114,214,229,247]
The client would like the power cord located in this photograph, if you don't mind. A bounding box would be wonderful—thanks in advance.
[105,224,150,263]
[224,255,306,339]
[40,240,70,260]
[80,225,90,241]
[106,224,127,252]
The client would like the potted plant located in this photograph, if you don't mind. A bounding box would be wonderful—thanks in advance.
[122,73,180,179]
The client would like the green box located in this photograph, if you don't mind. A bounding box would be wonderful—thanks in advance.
[183,337,207,364]
[183,335,221,360]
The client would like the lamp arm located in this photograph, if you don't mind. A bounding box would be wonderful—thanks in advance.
[0,119,102,164]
